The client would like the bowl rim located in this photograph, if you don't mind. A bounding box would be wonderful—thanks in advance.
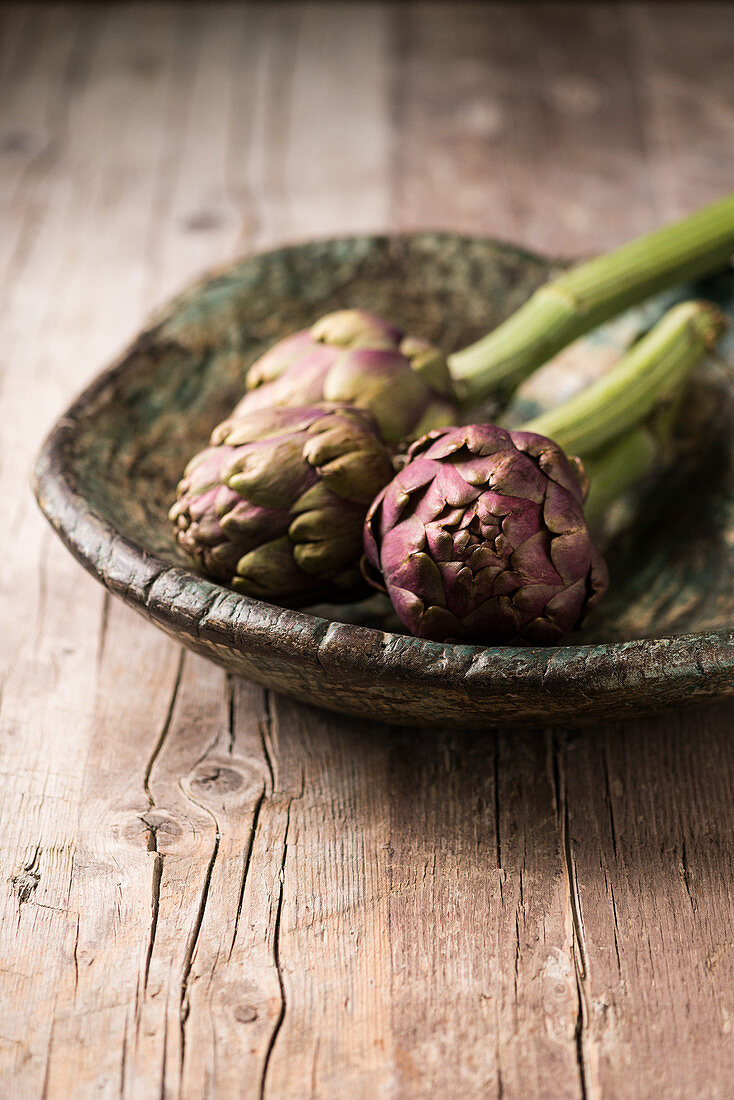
[32,231,734,702]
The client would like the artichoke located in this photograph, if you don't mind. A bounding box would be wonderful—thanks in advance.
[225,309,457,446]
[362,424,608,645]
[169,403,396,603]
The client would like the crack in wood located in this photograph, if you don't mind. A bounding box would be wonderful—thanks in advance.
[190,726,225,774]
[607,875,623,978]
[178,818,221,1085]
[143,829,163,993]
[513,908,521,1007]
[259,801,292,1100]
[138,652,185,999]
[72,913,80,995]
[226,685,276,961]
[551,732,591,1100]
[143,651,185,806]
[97,591,111,669]
[177,690,234,1088]
[493,731,502,874]
[159,1004,168,1100]
[259,690,276,793]
[12,844,42,916]
[601,750,619,860]
[226,674,235,755]
[230,787,266,961]
[310,1035,320,1099]
[119,1014,128,1099]
[40,1005,56,1100]
[680,839,698,914]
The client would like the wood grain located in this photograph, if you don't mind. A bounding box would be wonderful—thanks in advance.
[2,3,734,1097]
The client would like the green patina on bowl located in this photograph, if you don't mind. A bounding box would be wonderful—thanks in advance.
[33,234,734,725]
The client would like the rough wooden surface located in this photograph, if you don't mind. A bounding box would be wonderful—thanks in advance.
[2,3,734,1097]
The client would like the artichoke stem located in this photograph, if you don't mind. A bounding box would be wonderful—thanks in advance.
[449,191,734,403]
[518,300,724,458]
[581,425,665,529]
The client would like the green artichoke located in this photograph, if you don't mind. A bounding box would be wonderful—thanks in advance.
[362,424,608,645]
[170,404,396,603]
[225,309,457,446]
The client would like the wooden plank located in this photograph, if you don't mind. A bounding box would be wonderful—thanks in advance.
[0,4,88,283]
[281,1,391,238]
[388,5,648,1097]
[624,1,734,218]
[553,9,734,1097]
[175,676,285,1098]
[40,602,184,1098]
[260,699,395,1099]
[0,3,217,1094]
[558,703,734,1098]
[171,8,397,1095]
[385,726,583,1099]
[385,5,734,1099]
[393,1,658,254]
[2,3,734,1099]
[0,6,109,1090]
[0,3,396,1097]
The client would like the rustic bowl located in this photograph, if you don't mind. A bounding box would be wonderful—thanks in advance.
[33,234,734,726]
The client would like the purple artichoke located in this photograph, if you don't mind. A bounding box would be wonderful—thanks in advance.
[362,424,609,645]
[169,404,396,604]
[224,309,457,446]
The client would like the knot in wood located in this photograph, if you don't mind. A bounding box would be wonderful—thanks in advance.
[185,757,268,803]
[220,981,267,1025]
[11,868,40,905]
[1,129,47,156]
[189,763,244,794]
[183,209,224,233]
[138,810,186,853]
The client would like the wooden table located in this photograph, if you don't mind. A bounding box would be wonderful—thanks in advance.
[3,3,734,1096]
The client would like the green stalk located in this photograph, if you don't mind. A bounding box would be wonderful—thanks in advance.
[450,191,734,403]
[580,381,686,529]
[519,300,723,458]
[581,425,665,529]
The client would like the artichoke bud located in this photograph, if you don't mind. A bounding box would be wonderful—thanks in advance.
[291,479,336,513]
[293,531,363,575]
[321,450,395,503]
[246,329,316,390]
[233,537,305,597]
[411,399,459,440]
[170,402,396,605]
[299,407,370,465]
[363,424,609,645]
[310,309,401,349]
[290,495,364,538]
[225,440,314,508]
[400,335,454,397]
[231,309,459,446]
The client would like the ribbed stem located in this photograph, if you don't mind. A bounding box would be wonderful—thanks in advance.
[582,426,662,528]
[519,300,723,457]
[581,381,685,528]
[450,191,734,403]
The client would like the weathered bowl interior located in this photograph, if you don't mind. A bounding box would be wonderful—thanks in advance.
[33,235,734,724]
